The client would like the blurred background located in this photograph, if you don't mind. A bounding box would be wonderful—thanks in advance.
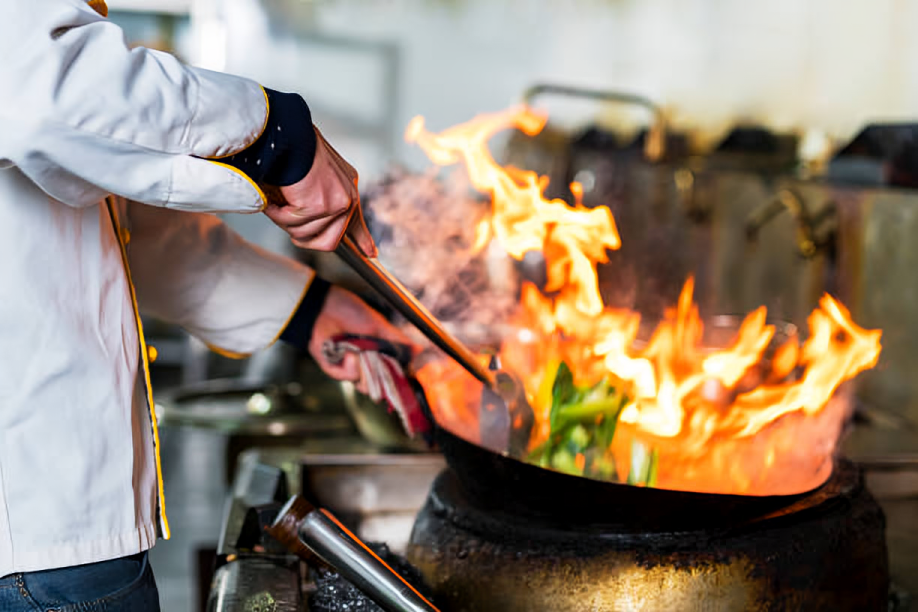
[106,1,918,609]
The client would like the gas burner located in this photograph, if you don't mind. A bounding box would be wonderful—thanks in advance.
[407,460,888,612]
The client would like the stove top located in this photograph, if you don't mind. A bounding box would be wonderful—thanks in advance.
[406,460,887,612]
[205,439,916,612]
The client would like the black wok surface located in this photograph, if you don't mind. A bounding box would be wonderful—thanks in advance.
[433,425,820,533]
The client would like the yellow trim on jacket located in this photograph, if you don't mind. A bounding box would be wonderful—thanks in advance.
[203,275,314,359]
[206,87,271,160]
[86,0,108,17]
[202,87,271,210]
[206,160,269,212]
[106,198,171,540]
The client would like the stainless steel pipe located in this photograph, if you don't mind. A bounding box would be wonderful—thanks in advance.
[298,508,440,612]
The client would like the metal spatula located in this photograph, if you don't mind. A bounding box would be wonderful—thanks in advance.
[335,235,533,455]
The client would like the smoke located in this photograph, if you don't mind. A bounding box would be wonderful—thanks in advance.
[363,167,523,348]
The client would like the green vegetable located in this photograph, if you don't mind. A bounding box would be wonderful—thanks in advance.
[526,360,638,483]
[567,423,591,449]
[586,453,618,480]
[627,440,660,487]
[550,448,581,476]
[549,361,575,431]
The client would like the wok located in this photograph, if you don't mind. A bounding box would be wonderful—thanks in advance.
[398,347,824,533]
[332,232,822,531]
[428,421,821,533]
[403,328,821,533]
[336,275,825,531]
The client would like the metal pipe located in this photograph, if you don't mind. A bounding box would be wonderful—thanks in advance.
[298,508,440,612]
[336,235,496,387]
[521,83,667,161]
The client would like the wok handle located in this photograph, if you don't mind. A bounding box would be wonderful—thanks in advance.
[299,508,440,612]
[336,235,496,388]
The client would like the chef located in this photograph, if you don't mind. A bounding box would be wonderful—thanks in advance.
[0,0,406,609]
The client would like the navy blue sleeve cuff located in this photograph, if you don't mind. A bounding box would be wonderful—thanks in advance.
[279,277,332,348]
[224,88,318,187]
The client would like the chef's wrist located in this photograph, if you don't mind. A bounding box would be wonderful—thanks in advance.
[224,88,318,187]
[279,277,332,347]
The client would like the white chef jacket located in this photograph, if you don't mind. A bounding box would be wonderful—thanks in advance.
[0,0,315,575]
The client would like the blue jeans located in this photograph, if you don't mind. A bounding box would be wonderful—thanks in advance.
[0,551,160,611]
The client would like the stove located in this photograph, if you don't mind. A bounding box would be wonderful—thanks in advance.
[206,445,913,612]
[407,461,885,611]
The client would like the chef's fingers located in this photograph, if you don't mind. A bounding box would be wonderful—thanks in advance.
[306,140,375,258]
[265,208,350,251]
[263,200,339,225]
[318,351,361,383]
[290,213,350,251]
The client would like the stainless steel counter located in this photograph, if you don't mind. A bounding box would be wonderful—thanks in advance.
[844,426,918,610]
[207,444,445,612]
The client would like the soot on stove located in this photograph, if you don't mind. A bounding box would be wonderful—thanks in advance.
[308,543,434,612]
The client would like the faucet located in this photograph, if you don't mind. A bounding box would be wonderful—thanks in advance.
[744,188,835,259]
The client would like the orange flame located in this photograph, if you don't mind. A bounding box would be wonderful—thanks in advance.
[407,108,620,316]
[469,216,492,255]
[408,107,882,495]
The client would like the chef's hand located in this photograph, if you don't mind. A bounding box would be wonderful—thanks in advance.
[263,128,377,257]
[308,286,413,391]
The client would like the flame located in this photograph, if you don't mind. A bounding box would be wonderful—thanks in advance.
[407,108,620,316]
[408,107,882,495]
[470,216,492,255]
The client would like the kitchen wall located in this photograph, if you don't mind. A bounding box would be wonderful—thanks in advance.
[212,0,918,174]
[169,0,915,255]
[112,0,918,403]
